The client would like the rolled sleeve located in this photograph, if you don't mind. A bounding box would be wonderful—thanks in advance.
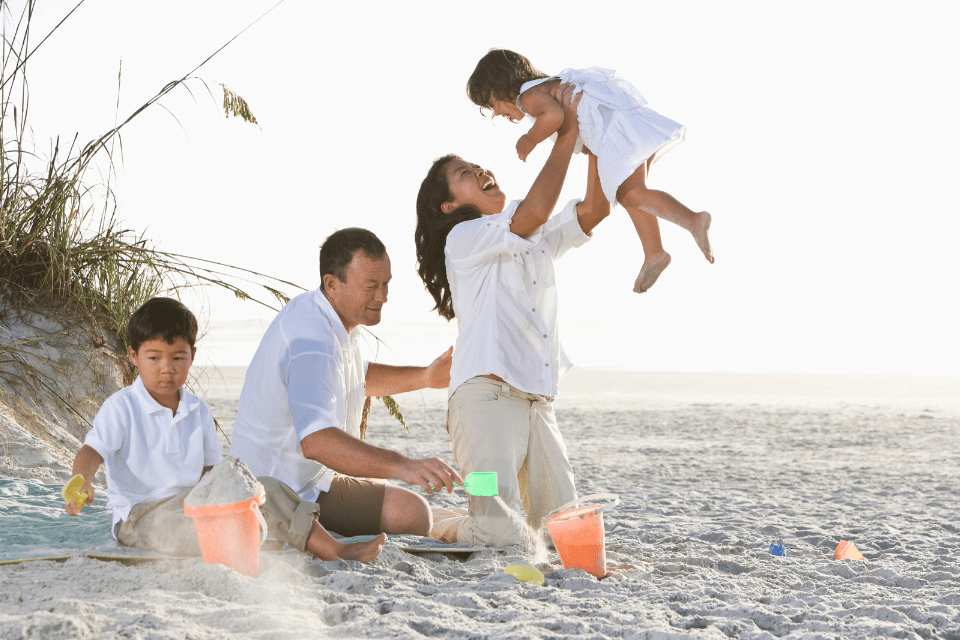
[543,198,590,260]
[200,403,224,466]
[286,349,342,441]
[446,209,538,271]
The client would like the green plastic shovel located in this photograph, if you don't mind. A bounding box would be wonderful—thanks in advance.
[421,472,498,496]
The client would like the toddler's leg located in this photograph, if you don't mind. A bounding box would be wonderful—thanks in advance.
[626,207,672,293]
[617,164,714,264]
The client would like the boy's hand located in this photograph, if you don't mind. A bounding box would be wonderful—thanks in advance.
[64,481,95,516]
[517,134,537,162]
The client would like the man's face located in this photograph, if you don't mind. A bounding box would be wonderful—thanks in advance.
[324,251,391,333]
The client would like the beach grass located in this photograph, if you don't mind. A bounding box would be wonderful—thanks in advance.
[0,1,297,381]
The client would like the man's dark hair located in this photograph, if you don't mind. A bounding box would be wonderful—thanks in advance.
[319,227,387,291]
[126,297,199,353]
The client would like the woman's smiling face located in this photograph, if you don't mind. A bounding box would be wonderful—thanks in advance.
[441,159,506,216]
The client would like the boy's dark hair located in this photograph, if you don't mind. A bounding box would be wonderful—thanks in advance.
[466,49,548,113]
[414,155,482,321]
[127,297,199,352]
[319,227,387,291]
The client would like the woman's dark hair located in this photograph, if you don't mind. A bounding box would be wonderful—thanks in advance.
[319,227,387,291]
[415,154,481,320]
[127,297,199,353]
[466,49,548,113]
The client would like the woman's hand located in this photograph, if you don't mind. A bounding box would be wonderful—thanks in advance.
[547,82,578,106]
[554,86,581,139]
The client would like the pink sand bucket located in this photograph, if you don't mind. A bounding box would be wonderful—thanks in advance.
[542,493,619,578]
[184,492,268,577]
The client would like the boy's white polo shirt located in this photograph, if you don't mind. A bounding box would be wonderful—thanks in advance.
[83,376,222,537]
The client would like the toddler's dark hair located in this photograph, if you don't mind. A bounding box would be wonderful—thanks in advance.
[466,49,548,113]
[127,297,199,353]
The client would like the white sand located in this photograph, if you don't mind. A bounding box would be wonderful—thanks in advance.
[1,371,959,639]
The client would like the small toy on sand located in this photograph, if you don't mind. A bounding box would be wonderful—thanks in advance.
[62,474,88,513]
[505,563,545,586]
[834,540,864,560]
[769,542,786,556]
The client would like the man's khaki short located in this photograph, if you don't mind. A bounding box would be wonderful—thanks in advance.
[258,475,385,549]
[316,475,385,537]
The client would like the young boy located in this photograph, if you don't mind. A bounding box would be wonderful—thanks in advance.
[66,297,386,562]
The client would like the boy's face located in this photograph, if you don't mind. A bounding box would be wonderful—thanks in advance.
[128,337,195,409]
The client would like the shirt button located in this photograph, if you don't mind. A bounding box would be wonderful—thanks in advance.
[545,363,550,367]
[531,308,536,312]
[532,280,537,285]
[543,334,548,338]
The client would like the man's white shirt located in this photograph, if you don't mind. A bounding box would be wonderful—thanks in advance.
[231,288,367,501]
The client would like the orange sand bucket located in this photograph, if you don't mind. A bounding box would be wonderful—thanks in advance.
[542,493,619,578]
[184,492,268,577]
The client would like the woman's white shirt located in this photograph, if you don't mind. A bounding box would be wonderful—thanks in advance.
[444,198,589,397]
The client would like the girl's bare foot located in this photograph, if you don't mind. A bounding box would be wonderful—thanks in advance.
[337,533,387,564]
[634,251,671,293]
[692,212,714,263]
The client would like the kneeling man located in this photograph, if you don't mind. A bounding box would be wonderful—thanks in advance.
[232,227,461,548]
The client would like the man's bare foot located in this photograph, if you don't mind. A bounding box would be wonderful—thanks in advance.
[692,211,714,263]
[336,533,387,563]
[634,251,671,293]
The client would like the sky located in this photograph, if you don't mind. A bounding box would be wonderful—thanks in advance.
[13,0,960,375]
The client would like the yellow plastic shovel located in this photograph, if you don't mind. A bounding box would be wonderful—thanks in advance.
[62,474,89,512]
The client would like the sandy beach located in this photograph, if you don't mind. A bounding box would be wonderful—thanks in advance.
[1,370,959,639]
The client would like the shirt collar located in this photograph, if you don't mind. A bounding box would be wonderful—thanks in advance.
[132,375,198,416]
[314,287,352,349]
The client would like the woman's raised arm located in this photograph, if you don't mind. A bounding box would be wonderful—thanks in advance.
[509,90,582,239]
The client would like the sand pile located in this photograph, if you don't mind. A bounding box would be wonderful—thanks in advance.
[186,456,262,508]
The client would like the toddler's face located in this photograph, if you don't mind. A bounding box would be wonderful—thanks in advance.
[487,94,524,123]
[128,337,195,409]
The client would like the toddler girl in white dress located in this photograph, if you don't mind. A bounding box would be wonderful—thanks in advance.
[467,49,714,293]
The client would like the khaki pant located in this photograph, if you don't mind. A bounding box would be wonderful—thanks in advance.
[117,488,202,557]
[442,377,577,547]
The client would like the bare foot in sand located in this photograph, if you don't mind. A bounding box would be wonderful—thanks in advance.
[634,251,671,293]
[692,211,714,263]
[336,533,387,563]
[308,527,387,563]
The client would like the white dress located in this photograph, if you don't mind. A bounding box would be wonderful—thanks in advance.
[518,67,685,206]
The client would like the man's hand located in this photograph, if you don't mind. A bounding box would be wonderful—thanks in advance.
[398,456,464,494]
[425,346,453,389]
[547,82,578,106]
[516,134,538,162]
